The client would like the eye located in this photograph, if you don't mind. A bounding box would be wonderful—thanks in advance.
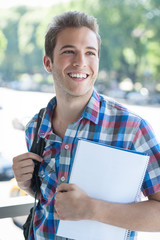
[63,50,74,54]
[86,51,96,56]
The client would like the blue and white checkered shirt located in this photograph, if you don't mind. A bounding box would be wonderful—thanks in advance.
[25,90,160,240]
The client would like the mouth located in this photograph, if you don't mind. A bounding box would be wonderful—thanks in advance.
[68,73,89,81]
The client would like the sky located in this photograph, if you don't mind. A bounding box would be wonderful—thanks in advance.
[0,0,67,9]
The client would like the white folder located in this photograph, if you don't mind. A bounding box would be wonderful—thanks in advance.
[56,138,149,240]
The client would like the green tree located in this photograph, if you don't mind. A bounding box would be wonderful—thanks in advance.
[18,8,48,74]
[0,30,7,63]
[0,7,28,81]
[0,0,159,89]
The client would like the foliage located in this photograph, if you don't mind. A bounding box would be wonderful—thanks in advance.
[0,0,159,90]
[93,0,160,83]
[0,30,7,62]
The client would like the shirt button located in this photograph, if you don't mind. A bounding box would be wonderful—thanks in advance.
[41,170,44,176]
[64,144,69,150]
[61,176,66,182]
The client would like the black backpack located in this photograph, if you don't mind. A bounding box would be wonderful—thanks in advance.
[23,108,45,240]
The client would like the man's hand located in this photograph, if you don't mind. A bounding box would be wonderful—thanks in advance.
[12,152,43,195]
[54,183,93,221]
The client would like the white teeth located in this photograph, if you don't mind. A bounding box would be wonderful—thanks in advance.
[69,73,87,78]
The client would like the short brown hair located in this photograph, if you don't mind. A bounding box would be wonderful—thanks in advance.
[45,11,101,61]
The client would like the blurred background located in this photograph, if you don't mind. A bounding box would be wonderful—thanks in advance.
[0,0,160,239]
[0,0,160,102]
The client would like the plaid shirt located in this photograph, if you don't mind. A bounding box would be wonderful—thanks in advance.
[26,90,160,240]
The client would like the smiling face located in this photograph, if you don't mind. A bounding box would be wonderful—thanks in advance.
[44,27,99,99]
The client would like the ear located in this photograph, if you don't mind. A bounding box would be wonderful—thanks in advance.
[43,55,52,73]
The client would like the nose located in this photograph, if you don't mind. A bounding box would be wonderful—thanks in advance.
[72,52,87,68]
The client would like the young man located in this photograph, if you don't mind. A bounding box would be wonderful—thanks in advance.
[13,11,160,240]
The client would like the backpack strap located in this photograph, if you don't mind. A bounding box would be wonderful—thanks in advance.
[23,108,46,240]
[30,108,45,155]
[30,108,46,193]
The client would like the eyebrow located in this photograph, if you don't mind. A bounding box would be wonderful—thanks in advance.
[60,45,98,52]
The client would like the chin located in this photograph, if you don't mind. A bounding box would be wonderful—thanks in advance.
[67,88,93,98]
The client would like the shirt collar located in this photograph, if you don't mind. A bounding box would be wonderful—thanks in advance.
[82,89,101,124]
[39,89,101,138]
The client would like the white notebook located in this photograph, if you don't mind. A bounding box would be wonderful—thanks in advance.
[56,138,149,240]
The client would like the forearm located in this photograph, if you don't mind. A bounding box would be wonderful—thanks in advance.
[18,183,41,199]
[54,183,160,232]
[89,198,160,232]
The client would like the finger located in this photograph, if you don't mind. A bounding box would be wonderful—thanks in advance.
[13,159,34,169]
[13,152,43,163]
[54,211,65,220]
[14,164,34,178]
[54,212,60,220]
[18,159,34,168]
[13,158,34,175]
[16,173,33,182]
[19,165,34,175]
[57,183,75,192]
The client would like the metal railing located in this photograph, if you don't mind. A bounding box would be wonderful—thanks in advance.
[0,196,34,218]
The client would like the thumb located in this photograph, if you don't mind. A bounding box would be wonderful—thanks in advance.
[57,183,74,192]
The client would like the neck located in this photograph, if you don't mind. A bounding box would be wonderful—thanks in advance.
[57,92,92,122]
[52,90,93,139]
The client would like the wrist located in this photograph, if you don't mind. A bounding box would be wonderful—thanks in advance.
[18,183,35,197]
[88,198,110,223]
[86,197,100,221]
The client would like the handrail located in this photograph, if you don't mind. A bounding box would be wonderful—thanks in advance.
[0,196,34,218]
